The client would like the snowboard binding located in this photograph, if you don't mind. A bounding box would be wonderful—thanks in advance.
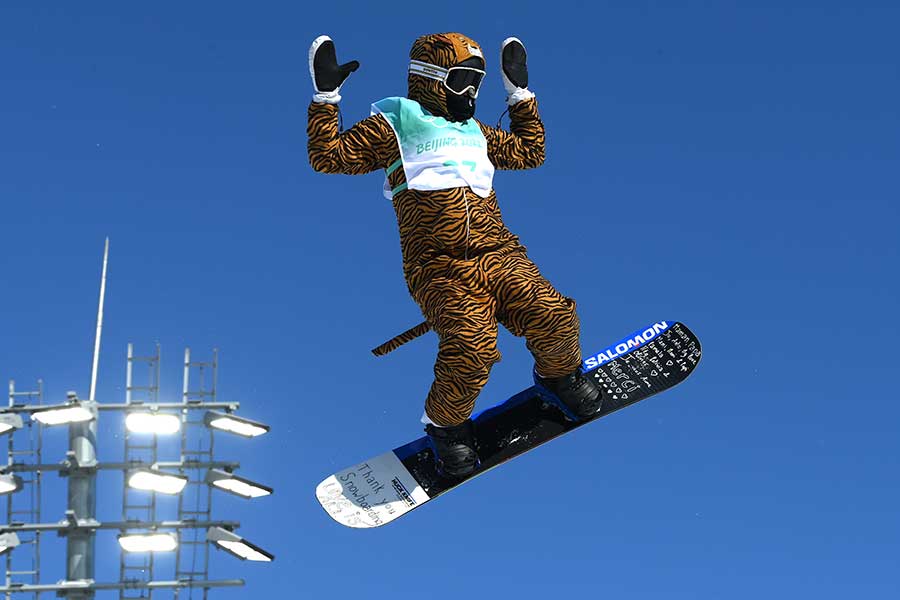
[533,366,605,422]
[424,419,480,479]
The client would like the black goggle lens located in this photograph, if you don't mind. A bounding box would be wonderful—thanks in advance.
[445,68,484,95]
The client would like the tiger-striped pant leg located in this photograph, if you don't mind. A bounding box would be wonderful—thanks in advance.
[413,275,501,427]
[493,252,582,379]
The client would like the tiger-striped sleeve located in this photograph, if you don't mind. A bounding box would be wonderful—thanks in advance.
[307,102,394,175]
[478,97,545,171]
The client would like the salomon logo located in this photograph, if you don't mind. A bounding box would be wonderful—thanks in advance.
[392,477,416,507]
[584,321,671,369]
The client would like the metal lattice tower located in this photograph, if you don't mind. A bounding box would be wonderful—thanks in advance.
[0,243,270,599]
[174,349,216,600]
[119,344,161,599]
[4,381,42,600]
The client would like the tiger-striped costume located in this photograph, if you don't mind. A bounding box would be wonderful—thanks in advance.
[308,33,582,426]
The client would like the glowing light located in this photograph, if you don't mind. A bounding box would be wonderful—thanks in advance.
[206,469,272,499]
[206,527,274,562]
[0,414,23,435]
[0,532,20,556]
[217,540,273,562]
[125,412,180,435]
[118,533,178,553]
[0,474,23,496]
[127,469,188,495]
[203,411,269,438]
[31,405,94,426]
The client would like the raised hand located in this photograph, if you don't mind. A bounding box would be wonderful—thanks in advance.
[309,35,360,104]
[500,37,535,105]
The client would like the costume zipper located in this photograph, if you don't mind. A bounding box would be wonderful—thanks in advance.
[464,193,470,260]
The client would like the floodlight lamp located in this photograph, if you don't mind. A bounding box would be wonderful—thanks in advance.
[0,532,20,556]
[206,527,274,562]
[31,403,94,426]
[125,412,181,435]
[203,411,269,438]
[205,469,273,499]
[127,469,188,495]
[0,414,23,436]
[118,532,178,553]
[0,474,23,496]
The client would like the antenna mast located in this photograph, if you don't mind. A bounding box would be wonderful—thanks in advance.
[89,237,109,403]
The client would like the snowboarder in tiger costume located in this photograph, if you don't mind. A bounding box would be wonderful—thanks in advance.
[307,32,603,477]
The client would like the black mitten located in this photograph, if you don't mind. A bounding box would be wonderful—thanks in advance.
[500,37,535,105]
[309,35,359,103]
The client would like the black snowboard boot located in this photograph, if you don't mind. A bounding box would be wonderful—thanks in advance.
[535,367,604,420]
[425,419,479,479]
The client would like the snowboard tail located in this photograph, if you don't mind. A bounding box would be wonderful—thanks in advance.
[316,320,701,528]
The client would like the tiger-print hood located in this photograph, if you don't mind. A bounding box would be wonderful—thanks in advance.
[408,32,484,120]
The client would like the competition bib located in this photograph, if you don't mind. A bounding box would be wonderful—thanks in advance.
[372,97,494,199]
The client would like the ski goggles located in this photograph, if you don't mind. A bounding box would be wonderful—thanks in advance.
[409,59,486,98]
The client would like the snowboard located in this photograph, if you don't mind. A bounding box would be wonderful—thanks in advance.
[316,319,701,528]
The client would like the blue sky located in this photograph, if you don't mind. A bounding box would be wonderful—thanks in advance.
[1,1,898,598]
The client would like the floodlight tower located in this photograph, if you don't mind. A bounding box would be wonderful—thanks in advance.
[0,240,275,598]
[110,345,275,599]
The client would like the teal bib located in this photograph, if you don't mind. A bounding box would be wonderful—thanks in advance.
[372,97,494,199]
